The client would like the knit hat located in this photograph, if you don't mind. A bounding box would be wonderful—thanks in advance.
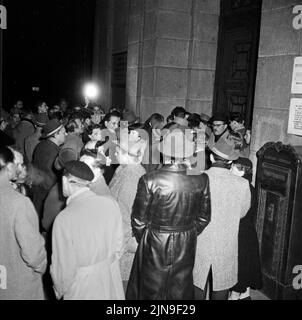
[64,160,94,182]
[158,128,194,159]
[41,119,63,138]
[208,137,239,161]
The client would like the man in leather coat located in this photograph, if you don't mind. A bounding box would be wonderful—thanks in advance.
[126,128,211,300]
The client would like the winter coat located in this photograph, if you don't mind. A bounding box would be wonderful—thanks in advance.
[126,164,211,300]
[193,166,251,291]
[109,164,146,281]
[0,176,47,300]
[50,188,124,300]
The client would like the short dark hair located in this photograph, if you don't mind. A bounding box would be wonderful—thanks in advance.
[66,117,82,133]
[34,100,46,113]
[187,113,202,129]
[0,146,14,171]
[229,112,244,124]
[171,106,186,118]
[103,112,121,123]
[87,124,101,136]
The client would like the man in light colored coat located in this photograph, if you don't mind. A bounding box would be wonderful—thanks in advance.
[0,146,47,300]
[194,137,251,300]
[51,161,124,300]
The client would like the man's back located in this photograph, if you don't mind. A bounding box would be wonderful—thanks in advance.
[194,166,251,291]
[0,179,46,300]
[51,189,124,300]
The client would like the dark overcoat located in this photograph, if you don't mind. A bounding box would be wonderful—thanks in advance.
[126,164,211,300]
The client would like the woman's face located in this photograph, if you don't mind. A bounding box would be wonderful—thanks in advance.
[89,128,102,142]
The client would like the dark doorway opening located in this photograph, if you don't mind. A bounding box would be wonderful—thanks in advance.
[213,0,262,130]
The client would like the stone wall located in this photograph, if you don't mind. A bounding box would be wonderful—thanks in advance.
[251,0,302,166]
[93,0,130,110]
[126,0,220,121]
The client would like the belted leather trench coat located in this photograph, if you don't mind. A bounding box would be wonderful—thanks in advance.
[126,164,211,300]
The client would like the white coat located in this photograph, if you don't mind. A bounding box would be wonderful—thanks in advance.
[50,188,124,300]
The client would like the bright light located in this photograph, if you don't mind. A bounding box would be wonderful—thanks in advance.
[83,83,99,100]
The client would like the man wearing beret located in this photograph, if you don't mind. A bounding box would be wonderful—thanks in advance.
[50,161,124,300]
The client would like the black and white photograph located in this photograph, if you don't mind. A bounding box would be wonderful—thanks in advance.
[0,0,302,305]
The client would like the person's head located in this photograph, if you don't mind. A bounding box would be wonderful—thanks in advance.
[231,157,253,183]
[171,106,186,119]
[208,137,239,168]
[21,108,33,120]
[80,149,107,182]
[158,128,195,164]
[103,113,120,133]
[62,161,94,198]
[14,100,23,110]
[187,113,202,130]
[128,123,144,143]
[145,113,165,130]
[59,99,68,113]
[11,112,21,126]
[122,109,140,126]
[66,116,84,135]
[209,113,229,136]
[229,112,245,131]
[0,146,17,181]
[166,114,174,124]
[42,119,67,146]
[8,147,27,183]
[87,124,102,142]
[34,101,48,114]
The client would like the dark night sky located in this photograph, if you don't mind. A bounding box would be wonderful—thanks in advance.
[2,0,96,109]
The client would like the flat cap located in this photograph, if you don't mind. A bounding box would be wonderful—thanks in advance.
[64,160,94,182]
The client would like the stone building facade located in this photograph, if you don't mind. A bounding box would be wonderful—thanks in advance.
[93,0,302,160]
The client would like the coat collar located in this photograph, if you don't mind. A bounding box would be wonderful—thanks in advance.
[161,163,188,172]
[66,187,90,206]
[0,174,14,190]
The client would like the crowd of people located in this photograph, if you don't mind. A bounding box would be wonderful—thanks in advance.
[0,99,262,300]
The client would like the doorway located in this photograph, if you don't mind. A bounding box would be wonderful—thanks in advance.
[213,0,262,130]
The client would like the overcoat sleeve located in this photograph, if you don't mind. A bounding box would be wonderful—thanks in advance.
[196,173,211,235]
[241,181,251,219]
[131,176,151,243]
[14,197,47,274]
[50,217,77,300]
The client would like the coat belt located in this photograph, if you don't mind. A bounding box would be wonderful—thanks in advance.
[148,223,195,233]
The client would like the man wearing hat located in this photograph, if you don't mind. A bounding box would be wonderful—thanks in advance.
[32,119,66,219]
[126,128,211,300]
[207,112,231,145]
[193,138,251,300]
[122,109,140,126]
[50,161,124,300]
[24,113,48,164]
